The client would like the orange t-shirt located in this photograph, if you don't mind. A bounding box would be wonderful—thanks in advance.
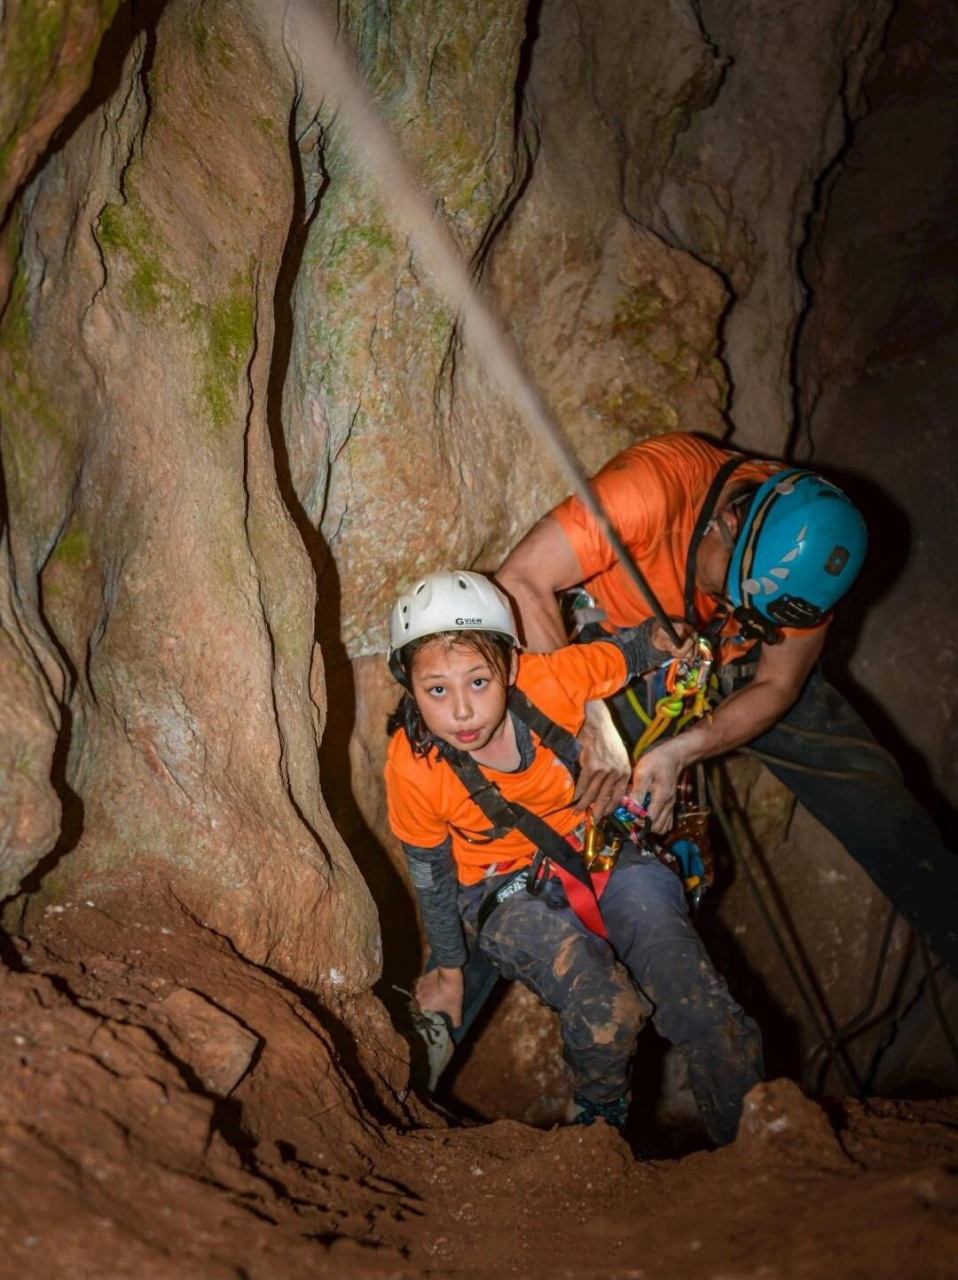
[385,642,627,885]
[551,433,827,663]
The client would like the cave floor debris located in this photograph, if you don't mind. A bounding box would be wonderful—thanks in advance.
[1,897,957,1280]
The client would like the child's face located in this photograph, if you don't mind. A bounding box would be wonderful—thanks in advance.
[409,638,516,754]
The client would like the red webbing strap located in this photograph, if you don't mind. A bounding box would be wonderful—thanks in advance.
[546,860,611,940]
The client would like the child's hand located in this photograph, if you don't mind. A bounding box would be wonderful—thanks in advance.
[415,966,465,1027]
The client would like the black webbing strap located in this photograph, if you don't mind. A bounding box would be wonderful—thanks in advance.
[438,742,588,879]
[682,454,751,626]
[507,687,580,776]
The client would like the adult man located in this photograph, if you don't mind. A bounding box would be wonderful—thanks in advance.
[497,431,958,978]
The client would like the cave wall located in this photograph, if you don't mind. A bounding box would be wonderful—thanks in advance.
[0,0,378,1001]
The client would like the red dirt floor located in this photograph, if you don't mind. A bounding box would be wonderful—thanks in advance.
[1,895,957,1280]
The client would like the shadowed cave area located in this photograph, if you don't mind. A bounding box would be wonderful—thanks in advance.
[1,0,957,1275]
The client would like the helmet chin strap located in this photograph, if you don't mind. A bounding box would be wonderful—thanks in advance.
[388,650,410,688]
[732,603,783,646]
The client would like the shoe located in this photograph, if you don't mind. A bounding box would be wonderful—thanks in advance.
[395,988,454,1092]
[569,1091,629,1132]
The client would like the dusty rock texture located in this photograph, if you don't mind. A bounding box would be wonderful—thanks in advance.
[2,910,958,1278]
[0,0,380,1000]
[645,0,895,452]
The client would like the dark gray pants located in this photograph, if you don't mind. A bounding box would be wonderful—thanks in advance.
[747,667,958,976]
[460,853,763,1145]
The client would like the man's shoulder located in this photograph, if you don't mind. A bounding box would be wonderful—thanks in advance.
[604,432,727,479]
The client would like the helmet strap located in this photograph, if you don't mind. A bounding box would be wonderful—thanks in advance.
[731,604,783,646]
[388,649,410,688]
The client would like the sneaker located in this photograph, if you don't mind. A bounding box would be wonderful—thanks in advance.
[394,987,455,1092]
[569,1091,629,1132]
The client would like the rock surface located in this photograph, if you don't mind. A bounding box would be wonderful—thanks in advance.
[0,0,378,998]
[2,909,957,1279]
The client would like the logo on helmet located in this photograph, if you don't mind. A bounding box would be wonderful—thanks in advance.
[824,546,849,576]
[456,616,482,626]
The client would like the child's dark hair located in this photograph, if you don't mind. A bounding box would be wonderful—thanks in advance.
[387,629,516,757]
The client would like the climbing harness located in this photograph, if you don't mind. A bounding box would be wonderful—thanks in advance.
[435,688,614,940]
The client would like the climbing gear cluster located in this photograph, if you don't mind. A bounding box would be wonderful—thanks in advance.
[626,636,714,763]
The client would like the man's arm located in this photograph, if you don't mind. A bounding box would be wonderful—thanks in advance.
[498,516,633,816]
[497,514,585,653]
[498,514,695,818]
[633,626,827,832]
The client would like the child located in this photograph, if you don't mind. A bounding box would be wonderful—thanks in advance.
[385,569,762,1143]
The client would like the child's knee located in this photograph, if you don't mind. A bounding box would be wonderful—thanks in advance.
[562,964,649,1055]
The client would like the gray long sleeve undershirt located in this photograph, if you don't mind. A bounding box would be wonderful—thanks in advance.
[402,834,468,968]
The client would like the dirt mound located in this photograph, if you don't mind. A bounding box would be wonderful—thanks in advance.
[1,900,957,1279]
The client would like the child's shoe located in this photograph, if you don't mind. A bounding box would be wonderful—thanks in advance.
[394,987,455,1092]
[569,1091,629,1132]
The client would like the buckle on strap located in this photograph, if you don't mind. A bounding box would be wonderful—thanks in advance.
[476,865,534,931]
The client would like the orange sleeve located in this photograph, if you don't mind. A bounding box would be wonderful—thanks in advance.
[385,738,448,849]
[551,452,660,582]
[523,641,629,711]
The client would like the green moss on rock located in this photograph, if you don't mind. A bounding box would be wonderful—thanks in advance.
[195,279,255,433]
[50,523,91,567]
[97,194,187,316]
[614,284,667,346]
[1,0,121,168]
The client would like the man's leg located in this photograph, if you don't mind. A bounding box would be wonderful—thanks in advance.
[460,877,650,1106]
[600,854,764,1146]
[747,667,958,977]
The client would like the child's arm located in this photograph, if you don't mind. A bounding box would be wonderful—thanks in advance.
[609,618,695,677]
[404,836,466,1025]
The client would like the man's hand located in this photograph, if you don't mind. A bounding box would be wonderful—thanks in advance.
[573,700,631,820]
[415,966,464,1027]
[631,739,686,834]
[649,617,697,664]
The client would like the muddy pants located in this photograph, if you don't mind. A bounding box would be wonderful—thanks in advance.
[459,852,763,1146]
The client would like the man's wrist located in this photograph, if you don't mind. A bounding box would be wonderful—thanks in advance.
[665,728,699,772]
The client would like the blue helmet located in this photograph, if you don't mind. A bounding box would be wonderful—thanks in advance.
[726,469,867,634]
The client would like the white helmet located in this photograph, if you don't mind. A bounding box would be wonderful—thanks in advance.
[388,570,519,659]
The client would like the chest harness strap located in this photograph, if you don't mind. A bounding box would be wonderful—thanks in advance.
[436,690,612,939]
